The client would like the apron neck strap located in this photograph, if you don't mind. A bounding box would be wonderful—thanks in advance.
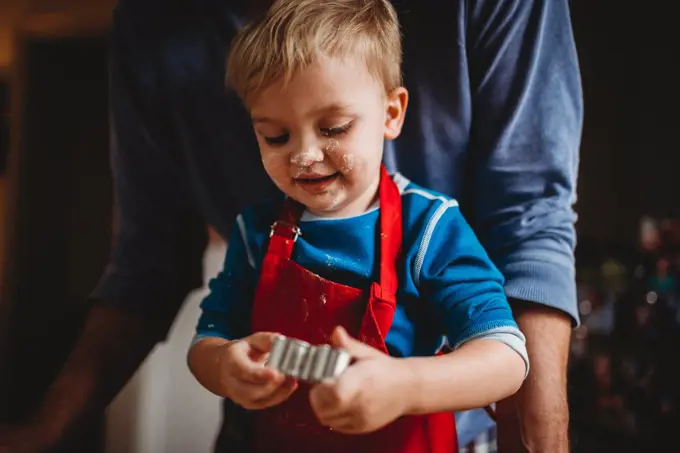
[267,198,305,259]
[270,165,402,294]
[376,165,402,297]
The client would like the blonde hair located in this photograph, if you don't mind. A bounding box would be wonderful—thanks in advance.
[226,0,402,104]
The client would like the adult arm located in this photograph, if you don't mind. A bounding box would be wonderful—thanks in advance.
[465,0,582,451]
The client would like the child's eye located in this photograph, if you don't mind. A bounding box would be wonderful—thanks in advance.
[264,133,289,145]
[321,122,352,137]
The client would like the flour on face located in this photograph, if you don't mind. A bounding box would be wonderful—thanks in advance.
[341,153,355,173]
[291,147,323,167]
[324,138,340,154]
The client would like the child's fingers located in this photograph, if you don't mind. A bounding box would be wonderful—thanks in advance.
[237,362,279,384]
[330,326,383,360]
[233,377,297,409]
[236,375,287,401]
[309,380,352,419]
[318,414,360,434]
[227,341,280,384]
[246,332,281,353]
[311,388,358,432]
[252,378,298,408]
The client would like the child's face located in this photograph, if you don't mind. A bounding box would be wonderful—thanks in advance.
[249,55,407,218]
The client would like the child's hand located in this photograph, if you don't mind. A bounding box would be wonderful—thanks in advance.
[309,326,415,434]
[219,332,298,410]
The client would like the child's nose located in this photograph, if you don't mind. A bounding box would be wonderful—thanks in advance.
[290,145,324,167]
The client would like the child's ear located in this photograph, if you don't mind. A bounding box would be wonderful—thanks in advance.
[384,87,409,140]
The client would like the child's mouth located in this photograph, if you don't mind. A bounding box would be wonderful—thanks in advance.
[295,172,340,192]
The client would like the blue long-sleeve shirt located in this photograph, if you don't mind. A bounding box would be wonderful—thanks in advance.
[92,0,582,445]
[193,175,529,369]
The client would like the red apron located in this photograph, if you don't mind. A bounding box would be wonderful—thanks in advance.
[250,166,458,453]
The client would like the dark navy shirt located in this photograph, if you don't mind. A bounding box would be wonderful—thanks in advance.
[92,0,582,444]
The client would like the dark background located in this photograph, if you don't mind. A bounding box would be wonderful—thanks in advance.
[0,1,679,452]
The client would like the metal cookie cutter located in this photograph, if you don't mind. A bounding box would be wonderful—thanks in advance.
[266,335,351,383]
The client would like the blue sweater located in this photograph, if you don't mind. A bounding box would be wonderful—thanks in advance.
[92,0,582,445]
[195,175,528,367]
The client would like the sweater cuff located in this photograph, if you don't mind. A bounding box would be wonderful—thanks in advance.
[501,259,579,327]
